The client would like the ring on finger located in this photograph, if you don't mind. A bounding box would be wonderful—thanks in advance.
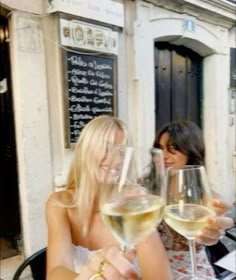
[98,258,109,274]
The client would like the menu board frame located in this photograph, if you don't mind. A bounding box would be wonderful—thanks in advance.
[62,49,118,147]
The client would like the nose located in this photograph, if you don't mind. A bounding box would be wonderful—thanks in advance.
[162,148,170,159]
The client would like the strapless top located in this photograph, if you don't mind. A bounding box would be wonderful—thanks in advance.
[73,245,96,273]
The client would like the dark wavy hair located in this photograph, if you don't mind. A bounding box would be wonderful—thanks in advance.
[153,120,205,165]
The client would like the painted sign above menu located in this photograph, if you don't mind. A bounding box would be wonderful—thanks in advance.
[46,0,124,27]
[59,18,118,55]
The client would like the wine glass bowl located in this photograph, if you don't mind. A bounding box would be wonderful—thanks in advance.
[100,145,166,249]
[164,165,214,280]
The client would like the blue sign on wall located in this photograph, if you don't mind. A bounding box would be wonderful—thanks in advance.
[183,19,195,32]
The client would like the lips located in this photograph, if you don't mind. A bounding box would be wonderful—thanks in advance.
[164,162,173,168]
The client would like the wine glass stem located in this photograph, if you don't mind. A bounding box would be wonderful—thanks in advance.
[188,239,197,277]
[120,244,142,280]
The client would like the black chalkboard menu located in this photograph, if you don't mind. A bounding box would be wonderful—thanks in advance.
[64,51,116,144]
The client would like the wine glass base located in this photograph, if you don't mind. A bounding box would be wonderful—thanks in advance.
[176,276,205,280]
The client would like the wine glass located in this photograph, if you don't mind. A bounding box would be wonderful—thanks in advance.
[99,145,166,250]
[164,165,214,280]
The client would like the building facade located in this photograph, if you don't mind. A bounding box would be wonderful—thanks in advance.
[0,0,235,256]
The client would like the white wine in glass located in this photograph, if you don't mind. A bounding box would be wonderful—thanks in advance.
[99,145,166,250]
[164,165,215,280]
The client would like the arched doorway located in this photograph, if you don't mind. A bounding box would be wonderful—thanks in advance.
[154,42,203,131]
[0,15,21,259]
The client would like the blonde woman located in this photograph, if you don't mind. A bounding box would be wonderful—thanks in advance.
[45,115,173,280]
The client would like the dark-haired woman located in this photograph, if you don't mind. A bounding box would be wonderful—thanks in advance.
[154,120,233,279]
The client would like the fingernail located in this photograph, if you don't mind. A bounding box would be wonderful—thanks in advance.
[207,216,215,224]
[128,271,139,279]
[213,199,221,206]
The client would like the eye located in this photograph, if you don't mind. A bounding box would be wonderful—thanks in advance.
[168,146,177,153]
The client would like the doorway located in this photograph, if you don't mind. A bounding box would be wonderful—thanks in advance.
[154,42,203,131]
[0,15,21,259]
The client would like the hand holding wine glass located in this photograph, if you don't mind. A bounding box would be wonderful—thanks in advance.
[164,165,215,280]
[99,145,166,251]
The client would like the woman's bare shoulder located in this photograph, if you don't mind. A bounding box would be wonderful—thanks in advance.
[46,189,75,208]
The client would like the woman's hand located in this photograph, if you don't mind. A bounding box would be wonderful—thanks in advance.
[76,246,138,280]
[195,196,234,246]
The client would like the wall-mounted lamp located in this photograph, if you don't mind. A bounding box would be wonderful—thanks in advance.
[0,24,9,44]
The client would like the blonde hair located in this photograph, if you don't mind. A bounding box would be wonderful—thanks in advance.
[66,115,129,236]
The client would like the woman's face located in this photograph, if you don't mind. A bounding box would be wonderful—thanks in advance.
[99,129,125,183]
[158,132,188,169]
